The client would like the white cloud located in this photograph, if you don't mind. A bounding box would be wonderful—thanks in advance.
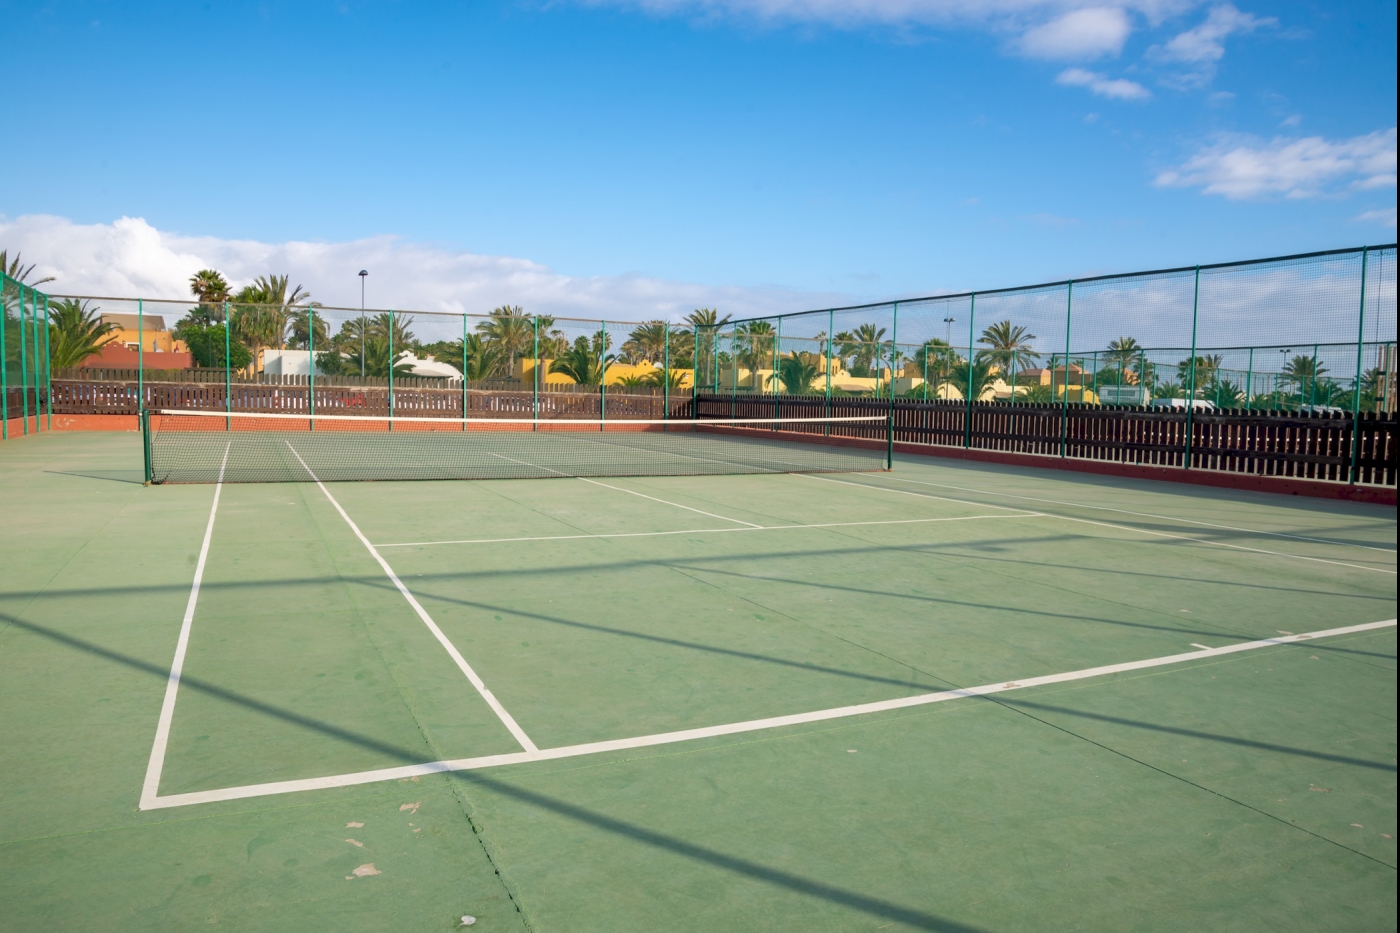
[1056,67,1152,100]
[1155,128,1398,199]
[1355,207,1397,229]
[1019,7,1132,59]
[1149,3,1273,86]
[0,215,848,330]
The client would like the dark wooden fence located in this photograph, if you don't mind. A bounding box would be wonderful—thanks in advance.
[49,378,690,422]
[693,394,1397,486]
[41,378,1397,486]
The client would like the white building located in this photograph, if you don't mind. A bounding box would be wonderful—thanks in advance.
[260,349,462,380]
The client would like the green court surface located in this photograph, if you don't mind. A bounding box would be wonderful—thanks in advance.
[0,430,1394,932]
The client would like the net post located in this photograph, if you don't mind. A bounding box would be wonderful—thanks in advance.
[42,293,51,430]
[0,274,7,440]
[388,310,395,431]
[1183,267,1200,469]
[663,323,670,430]
[1349,246,1369,484]
[462,311,468,431]
[470,311,476,431]
[142,409,153,485]
[308,306,316,431]
[18,284,28,435]
[532,315,540,432]
[1060,281,1073,458]
[223,300,231,430]
[964,293,976,449]
[599,319,607,431]
[886,409,894,471]
[138,298,144,419]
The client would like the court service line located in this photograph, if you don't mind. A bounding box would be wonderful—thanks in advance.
[803,473,1395,575]
[139,618,1396,809]
[871,473,1397,554]
[375,513,1039,548]
[283,442,538,754]
[486,450,762,528]
[139,442,230,810]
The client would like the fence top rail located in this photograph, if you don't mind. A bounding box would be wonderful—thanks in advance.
[716,242,1399,327]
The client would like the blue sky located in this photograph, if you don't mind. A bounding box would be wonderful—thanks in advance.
[2,0,1395,316]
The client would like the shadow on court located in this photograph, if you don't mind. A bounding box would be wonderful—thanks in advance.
[1,609,989,933]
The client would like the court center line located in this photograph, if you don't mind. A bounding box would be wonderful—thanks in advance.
[283,441,538,754]
[375,513,1040,548]
[140,618,1397,809]
[871,472,1397,554]
[139,442,230,810]
[804,473,1396,575]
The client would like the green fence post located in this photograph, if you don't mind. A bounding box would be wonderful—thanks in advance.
[470,311,476,431]
[1183,267,1200,469]
[1060,283,1073,457]
[223,300,232,429]
[691,324,699,417]
[461,312,468,430]
[19,285,29,435]
[1349,247,1369,484]
[1309,343,1319,410]
[42,294,51,429]
[663,323,670,429]
[965,294,976,449]
[388,310,395,431]
[532,315,540,431]
[1248,355,1259,409]
[729,329,737,419]
[308,306,316,430]
[0,275,7,440]
[29,286,42,432]
[825,310,833,432]
[599,319,607,431]
[138,298,145,416]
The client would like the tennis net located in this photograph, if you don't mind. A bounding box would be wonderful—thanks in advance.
[143,409,892,484]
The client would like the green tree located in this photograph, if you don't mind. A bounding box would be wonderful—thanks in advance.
[1176,353,1223,396]
[771,351,822,394]
[684,308,730,329]
[47,298,117,369]
[476,306,534,374]
[182,323,253,369]
[734,321,777,382]
[948,358,997,401]
[189,269,230,304]
[837,324,886,377]
[550,335,610,385]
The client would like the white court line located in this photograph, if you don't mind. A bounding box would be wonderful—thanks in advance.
[806,473,1395,575]
[375,513,1038,548]
[284,442,538,754]
[1190,643,1212,650]
[139,618,1396,809]
[873,472,1397,554]
[486,450,763,527]
[795,472,1041,513]
[139,442,230,810]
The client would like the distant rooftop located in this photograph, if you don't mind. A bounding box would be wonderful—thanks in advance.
[102,313,168,332]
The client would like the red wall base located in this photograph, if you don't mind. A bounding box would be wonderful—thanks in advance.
[890,441,1397,506]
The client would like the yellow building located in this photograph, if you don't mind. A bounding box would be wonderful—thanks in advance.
[512,357,694,388]
[101,314,188,355]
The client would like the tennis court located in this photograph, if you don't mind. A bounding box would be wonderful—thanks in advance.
[0,425,1394,932]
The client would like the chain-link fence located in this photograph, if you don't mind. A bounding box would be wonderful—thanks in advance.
[7,243,1396,484]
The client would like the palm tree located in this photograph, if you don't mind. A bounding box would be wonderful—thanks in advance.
[684,308,730,329]
[476,306,535,374]
[839,324,886,377]
[948,358,997,401]
[772,352,821,394]
[550,335,610,386]
[189,269,231,304]
[734,321,777,385]
[47,299,117,369]
[0,250,56,289]
[285,307,329,350]
[643,366,689,389]
[232,274,313,358]
[1177,353,1223,396]
[976,321,1041,387]
[460,334,505,380]
[622,321,670,364]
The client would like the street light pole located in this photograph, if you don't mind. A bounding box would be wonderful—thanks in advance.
[358,270,368,378]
